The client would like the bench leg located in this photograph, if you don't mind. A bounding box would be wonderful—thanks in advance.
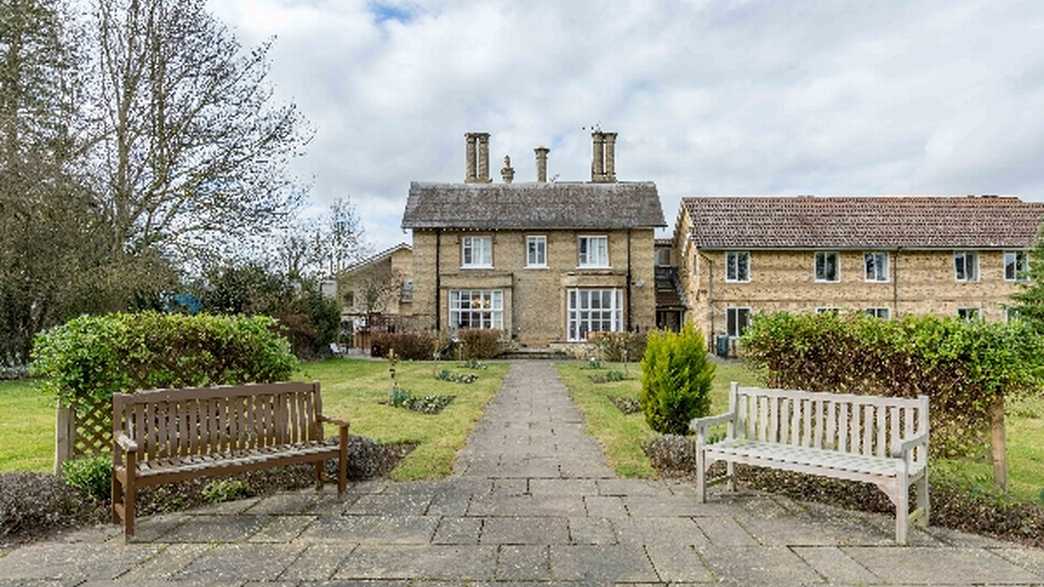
[916,472,930,528]
[726,461,736,492]
[694,443,706,504]
[895,475,909,545]
[124,476,137,541]
[111,470,123,524]
[314,461,324,491]
[337,425,349,496]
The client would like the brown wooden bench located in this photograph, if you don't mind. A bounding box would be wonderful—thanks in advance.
[111,382,349,539]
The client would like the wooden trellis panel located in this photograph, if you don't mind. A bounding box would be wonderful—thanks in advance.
[53,398,114,473]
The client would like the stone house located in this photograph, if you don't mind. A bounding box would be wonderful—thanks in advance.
[673,195,1044,350]
[336,242,414,324]
[401,131,666,347]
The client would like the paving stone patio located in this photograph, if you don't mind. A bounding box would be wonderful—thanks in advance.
[1,361,1042,586]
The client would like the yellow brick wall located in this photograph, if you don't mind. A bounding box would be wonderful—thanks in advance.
[409,228,656,346]
[337,247,413,316]
[677,247,1025,344]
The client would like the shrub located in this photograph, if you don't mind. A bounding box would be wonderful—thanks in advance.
[371,331,437,360]
[31,312,298,406]
[457,329,502,359]
[201,479,253,503]
[639,324,716,435]
[386,387,454,414]
[62,455,112,502]
[461,358,488,370]
[590,369,626,384]
[592,331,648,362]
[435,369,477,384]
[741,311,1044,457]
[0,472,103,539]
[582,358,604,370]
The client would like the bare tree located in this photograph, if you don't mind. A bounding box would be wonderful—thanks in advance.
[321,196,369,276]
[358,263,403,316]
[86,0,311,260]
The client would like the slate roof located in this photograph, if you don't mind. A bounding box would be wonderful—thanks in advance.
[682,196,1044,249]
[342,242,411,273]
[402,181,666,230]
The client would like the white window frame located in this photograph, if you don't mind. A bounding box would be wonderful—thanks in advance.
[864,307,891,319]
[1004,250,1028,282]
[525,235,547,268]
[567,288,623,342]
[577,235,610,268]
[864,251,890,283]
[953,251,979,283]
[725,251,752,283]
[726,306,752,338]
[956,306,981,321]
[461,235,493,269]
[814,251,840,283]
[448,289,503,330]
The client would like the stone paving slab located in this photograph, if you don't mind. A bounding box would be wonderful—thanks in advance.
[2,361,1042,586]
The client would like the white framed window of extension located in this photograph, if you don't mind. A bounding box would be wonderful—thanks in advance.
[864,251,889,282]
[1004,250,1028,282]
[727,307,751,338]
[577,235,609,268]
[864,307,891,319]
[461,235,493,269]
[957,307,980,322]
[525,235,547,268]
[449,290,503,330]
[953,250,979,282]
[725,251,751,282]
[567,288,622,341]
[814,251,840,282]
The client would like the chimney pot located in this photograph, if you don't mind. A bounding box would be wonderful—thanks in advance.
[534,146,550,182]
[591,132,605,182]
[603,132,617,182]
[500,155,514,184]
[464,133,477,182]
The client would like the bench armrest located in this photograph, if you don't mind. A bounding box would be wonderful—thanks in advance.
[891,432,928,458]
[688,412,734,433]
[115,432,139,453]
[319,415,350,429]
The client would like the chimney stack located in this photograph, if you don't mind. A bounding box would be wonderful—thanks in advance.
[465,132,492,183]
[500,155,515,183]
[591,131,617,183]
[534,146,550,182]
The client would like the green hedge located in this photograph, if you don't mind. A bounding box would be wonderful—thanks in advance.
[741,311,1044,456]
[639,324,716,435]
[31,312,298,404]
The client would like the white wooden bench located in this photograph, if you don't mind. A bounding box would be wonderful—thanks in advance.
[690,383,929,544]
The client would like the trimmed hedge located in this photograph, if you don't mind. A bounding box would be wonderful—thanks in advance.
[457,329,502,360]
[741,312,1044,456]
[639,324,715,435]
[31,312,298,404]
[371,331,437,360]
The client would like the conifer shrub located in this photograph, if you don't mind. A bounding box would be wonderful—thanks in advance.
[639,324,716,435]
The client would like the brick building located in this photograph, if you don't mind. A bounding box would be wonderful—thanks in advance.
[401,132,666,347]
[673,195,1044,350]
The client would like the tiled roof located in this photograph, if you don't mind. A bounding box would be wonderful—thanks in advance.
[402,181,666,230]
[682,196,1044,249]
[342,242,411,273]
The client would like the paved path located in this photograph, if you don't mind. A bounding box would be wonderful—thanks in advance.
[2,361,1043,585]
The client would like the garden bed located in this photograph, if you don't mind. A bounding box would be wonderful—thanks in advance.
[644,434,1044,549]
[0,435,414,547]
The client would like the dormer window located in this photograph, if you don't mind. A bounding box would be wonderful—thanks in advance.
[461,236,492,269]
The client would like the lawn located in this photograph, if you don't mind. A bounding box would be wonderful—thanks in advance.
[556,359,1044,504]
[0,358,509,481]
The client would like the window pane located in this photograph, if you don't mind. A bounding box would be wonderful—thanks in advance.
[738,253,749,280]
[727,309,737,337]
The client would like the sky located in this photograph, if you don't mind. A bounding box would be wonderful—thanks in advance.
[208,0,1044,250]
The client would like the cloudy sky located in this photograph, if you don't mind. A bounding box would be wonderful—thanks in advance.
[209,0,1044,249]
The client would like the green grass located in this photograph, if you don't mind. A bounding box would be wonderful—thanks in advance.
[0,379,57,471]
[0,358,510,481]
[556,359,1044,504]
